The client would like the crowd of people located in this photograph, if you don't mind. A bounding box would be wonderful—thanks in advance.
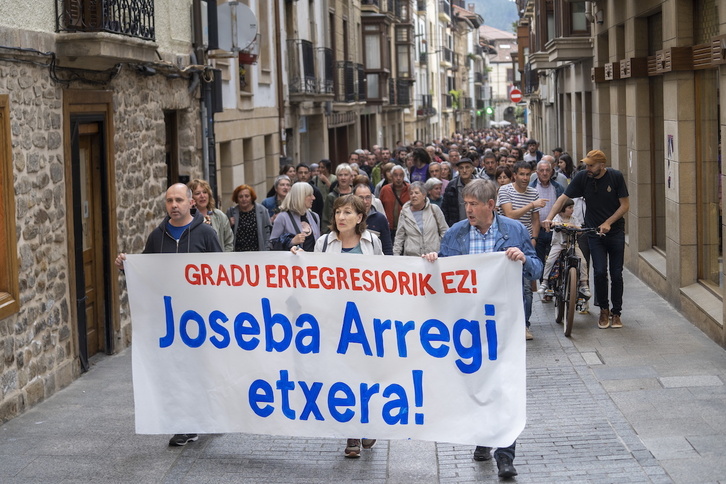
[115,125,630,479]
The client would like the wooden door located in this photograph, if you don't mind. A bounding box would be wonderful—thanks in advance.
[78,123,105,357]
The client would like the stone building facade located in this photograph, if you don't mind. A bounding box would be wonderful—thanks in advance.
[1,0,203,421]
[517,0,725,347]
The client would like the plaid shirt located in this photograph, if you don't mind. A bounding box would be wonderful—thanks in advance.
[468,214,499,254]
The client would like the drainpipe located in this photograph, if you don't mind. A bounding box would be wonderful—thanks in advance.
[274,0,285,161]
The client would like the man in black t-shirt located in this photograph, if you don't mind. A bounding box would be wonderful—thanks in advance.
[543,150,629,330]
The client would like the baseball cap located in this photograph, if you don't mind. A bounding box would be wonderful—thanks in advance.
[581,149,607,165]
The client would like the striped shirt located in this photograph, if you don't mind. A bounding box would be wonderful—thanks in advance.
[496,183,539,236]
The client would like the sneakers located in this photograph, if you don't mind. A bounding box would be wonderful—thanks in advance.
[473,446,492,461]
[598,308,610,329]
[361,438,376,449]
[611,313,623,328]
[345,438,361,457]
[525,327,534,340]
[168,434,198,446]
[579,284,591,298]
[537,282,547,294]
[495,454,518,478]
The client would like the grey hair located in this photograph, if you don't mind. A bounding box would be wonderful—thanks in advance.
[461,179,497,203]
[424,177,442,191]
[335,163,353,175]
[390,165,406,176]
[410,181,428,197]
[274,174,291,188]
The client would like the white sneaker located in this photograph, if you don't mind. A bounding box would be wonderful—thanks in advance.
[538,283,547,294]
[580,285,591,298]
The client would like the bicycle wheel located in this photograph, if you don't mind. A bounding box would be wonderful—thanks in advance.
[564,267,578,337]
[554,280,565,325]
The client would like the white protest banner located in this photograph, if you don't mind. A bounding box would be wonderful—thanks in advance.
[124,251,525,446]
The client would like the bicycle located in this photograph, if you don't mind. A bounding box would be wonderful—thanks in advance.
[548,225,599,336]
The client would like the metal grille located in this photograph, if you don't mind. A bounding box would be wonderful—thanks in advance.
[57,0,155,41]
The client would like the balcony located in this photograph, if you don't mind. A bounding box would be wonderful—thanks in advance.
[546,37,594,63]
[523,62,539,95]
[288,40,317,95]
[388,79,412,106]
[463,97,473,109]
[474,72,484,84]
[476,99,485,109]
[335,61,356,103]
[361,0,381,12]
[419,52,428,65]
[417,0,426,13]
[416,94,436,117]
[55,0,157,69]
[439,0,451,21]
[358,64,367,101]
[317,47,334,94]
[442,93,453,110]
[442,47,453,66]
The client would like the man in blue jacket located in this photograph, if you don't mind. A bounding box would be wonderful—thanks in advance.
[423,179,542,478]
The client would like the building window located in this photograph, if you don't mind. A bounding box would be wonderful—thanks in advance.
[0,95,19,320]
[695,69,723,289]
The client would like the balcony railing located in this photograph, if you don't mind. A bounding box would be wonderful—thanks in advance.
[442,47,453,64]
[396,80,411,106]
[463,97,473,109]
[416,94,436,116]
[476,99,485,109]
[56,0,155,41]
[474,72,484,84]
[336,61,356,102]
[357,64,367,101]
[417,0,426,12]
[442,93,452,109]
[288,39,317,95]
[524,62,539,95]
[317,47,334,94]
[439,0,451,19]
[419,52,428,64]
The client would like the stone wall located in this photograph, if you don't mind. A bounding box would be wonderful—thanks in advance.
[0,59,203,423]
[111,67,203,347]
[0,61,72,422]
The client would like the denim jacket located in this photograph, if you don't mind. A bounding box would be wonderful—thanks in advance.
[438,214,543,281]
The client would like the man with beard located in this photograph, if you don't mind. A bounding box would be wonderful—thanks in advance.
[543,150,629,330]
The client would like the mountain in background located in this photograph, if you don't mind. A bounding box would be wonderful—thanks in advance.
[471,0,519,34]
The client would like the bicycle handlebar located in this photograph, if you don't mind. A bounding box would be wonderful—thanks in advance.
[552,225,602,235]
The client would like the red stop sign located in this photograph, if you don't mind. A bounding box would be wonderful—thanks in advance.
[510,88,523,103]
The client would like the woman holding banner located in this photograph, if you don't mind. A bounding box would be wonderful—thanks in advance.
[291,194,382,456]
[269,182,320,251]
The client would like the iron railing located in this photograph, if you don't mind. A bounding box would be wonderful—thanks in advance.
[336,61,356,102]
[524,62,539,94]
[442,93,452,109]
[288,39,317,94]
[439,0,451,18]
[443,47,453,64]
[419,52,428,64]
[317,47,334,94]
[389,77,396,104]
[56,0,155,41]
[463,97,473,109]
[396,80,411,105]
[357,64,367,101]
[417,94,435,116]
[417,0,426,12]
[474,72,484,83]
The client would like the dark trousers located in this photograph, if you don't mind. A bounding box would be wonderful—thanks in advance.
[535,230,552,282]
[493,441,516,461]
[588,230,625,315]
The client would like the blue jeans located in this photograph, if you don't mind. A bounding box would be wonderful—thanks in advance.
[588,230,625,315]
[523,275,532,327]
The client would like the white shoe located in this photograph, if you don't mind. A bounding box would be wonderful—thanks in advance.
[580,285,591,298]
[537,283,547,294]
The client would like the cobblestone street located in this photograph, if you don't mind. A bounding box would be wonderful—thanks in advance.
[1,267,724,483]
